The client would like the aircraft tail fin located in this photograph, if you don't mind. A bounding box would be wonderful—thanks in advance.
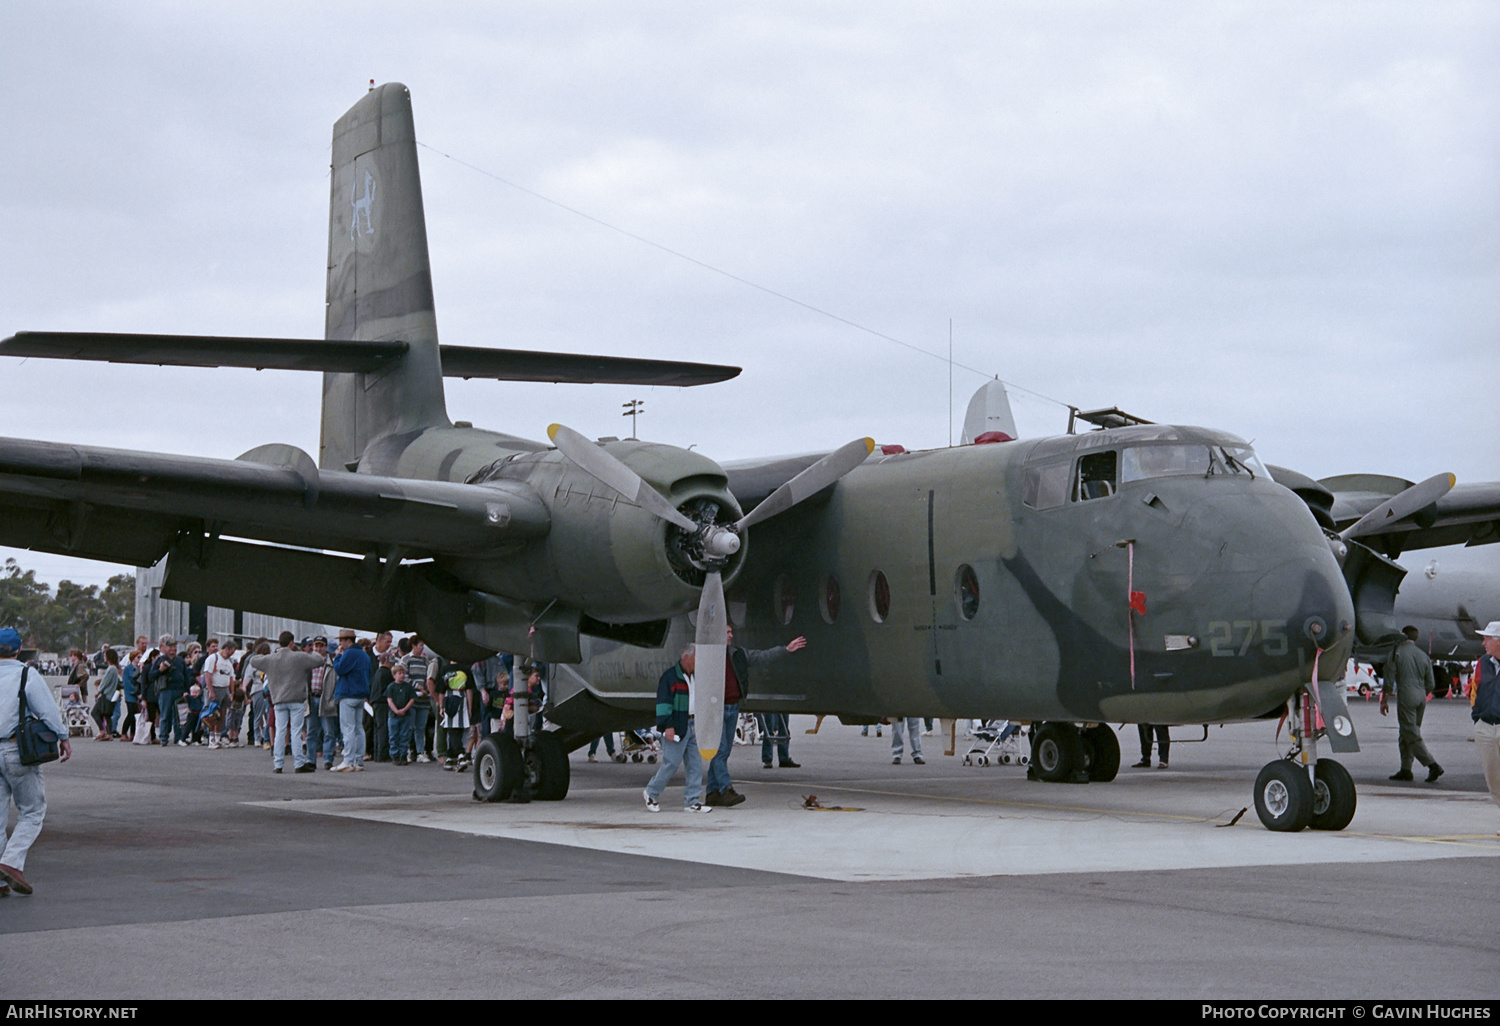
[321,83,450,471]
[960,379,1019,444]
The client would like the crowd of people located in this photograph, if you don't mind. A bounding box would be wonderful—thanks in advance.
[60,630,548,774]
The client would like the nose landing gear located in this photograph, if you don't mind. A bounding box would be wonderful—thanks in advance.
[1252,684,1356,832]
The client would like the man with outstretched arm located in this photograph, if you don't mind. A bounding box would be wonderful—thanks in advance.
[704,625,807,808]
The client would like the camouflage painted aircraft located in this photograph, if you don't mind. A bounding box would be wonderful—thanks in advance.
[1389,549,1499,663]
[3,84,1498,830]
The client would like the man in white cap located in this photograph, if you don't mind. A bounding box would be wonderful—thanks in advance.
[1471,622,1500,826]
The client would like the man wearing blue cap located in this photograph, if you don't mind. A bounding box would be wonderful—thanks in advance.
[0,626,72,895]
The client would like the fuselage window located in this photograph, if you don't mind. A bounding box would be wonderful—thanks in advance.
[774,574,794,625]
[956,565,979,621]
[868,570,890,624]
[1023,460,1071,510]
[1074,450,1117,501]
[820,575,841,624]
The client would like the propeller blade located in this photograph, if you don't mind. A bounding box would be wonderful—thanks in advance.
[547,423,698,533]
[692,569,727,760]
[1339,472,1456,542]
[734,437,875,532]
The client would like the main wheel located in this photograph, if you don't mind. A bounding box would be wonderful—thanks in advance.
[472,735,519,802]
[531,732,571,801]
[1032,723,1084,783]
[1083,725,1121,783]
[1253,760,1313,832]
[1310,759,1357,831]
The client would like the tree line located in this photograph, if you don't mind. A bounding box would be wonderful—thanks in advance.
[0,558,135,653]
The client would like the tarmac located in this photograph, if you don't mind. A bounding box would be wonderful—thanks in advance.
[2,696,1496,1000]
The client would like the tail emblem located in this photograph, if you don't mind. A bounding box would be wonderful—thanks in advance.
[350,169,376,239]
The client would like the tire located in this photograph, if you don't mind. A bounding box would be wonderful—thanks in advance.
[1310,759,1357,831]
[1083,725,1121,783]
[532,732,571,801]
[1253,760,1313,832]
[472,736,519,802]
[1032,722,1084,783]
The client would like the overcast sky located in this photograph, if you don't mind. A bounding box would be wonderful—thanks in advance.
[2,2,1496,589]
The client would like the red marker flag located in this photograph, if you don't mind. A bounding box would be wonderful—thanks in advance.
[1129,591,1147,616]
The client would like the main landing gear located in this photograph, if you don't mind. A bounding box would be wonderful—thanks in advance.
[472,732,570,803]
[1252,684,1355,832]
[1027,722,1120,783]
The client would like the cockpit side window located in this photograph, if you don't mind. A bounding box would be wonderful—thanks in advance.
[1074,451,1117,502]
[1023,460,1071,510]
[1120,443,1268,483]
[1121,445,1210,482]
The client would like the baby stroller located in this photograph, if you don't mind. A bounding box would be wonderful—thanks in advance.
[964,720,1028,767]
[620,727,661,764]
[59,683,93,738]
[734,713,761,747]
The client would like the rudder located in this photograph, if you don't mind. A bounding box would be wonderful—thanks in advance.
[321,82,450,471]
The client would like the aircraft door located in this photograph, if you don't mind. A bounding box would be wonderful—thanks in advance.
[927,488,961,683]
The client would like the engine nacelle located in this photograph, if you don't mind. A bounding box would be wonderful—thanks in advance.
[458,440,745,625]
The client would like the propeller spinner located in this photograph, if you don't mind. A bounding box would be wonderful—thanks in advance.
[548,425,874,757]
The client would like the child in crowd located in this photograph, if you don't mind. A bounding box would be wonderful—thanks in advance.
[385,663,417,766]
[439,668,474,772]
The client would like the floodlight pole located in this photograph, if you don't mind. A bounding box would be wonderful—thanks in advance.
[622,399,644,440]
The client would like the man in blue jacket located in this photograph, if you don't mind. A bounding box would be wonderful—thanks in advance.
[331,629,371,772]
[145,635,190,747]
[643,646,713,815]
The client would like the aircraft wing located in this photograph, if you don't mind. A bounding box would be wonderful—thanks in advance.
[0,436,548,568]
[722,452,828,512]
[1319,474,1500,554]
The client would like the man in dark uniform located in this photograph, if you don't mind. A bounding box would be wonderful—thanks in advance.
[1381,625,1442,782]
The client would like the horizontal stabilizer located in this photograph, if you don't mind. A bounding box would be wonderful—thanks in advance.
[439,344,739,386]
[1,332,740,386]
[1,332,405,372]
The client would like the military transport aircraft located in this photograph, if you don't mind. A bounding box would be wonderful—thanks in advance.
[3,84,1497,832]
[1390,547,1500,662]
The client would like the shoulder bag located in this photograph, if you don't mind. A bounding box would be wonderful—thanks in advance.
[17,667,61,766]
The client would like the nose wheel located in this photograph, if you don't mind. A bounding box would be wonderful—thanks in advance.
[1252,684,1356,832]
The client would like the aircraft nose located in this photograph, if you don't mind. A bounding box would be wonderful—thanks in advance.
[1249,551,1356,675]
